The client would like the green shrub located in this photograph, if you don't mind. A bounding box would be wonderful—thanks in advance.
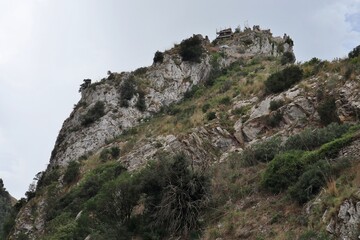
[232,105,251,116]
[265,65,303,93]
[179,35,204,63]
[99,147,120,162]
[218,96,231,105]
[165,104,181,115]
[206,112,216,121]
[241,136,282,166]
[85,154,209,239]
[288,161,329,204]
[36,167,60,191]
[184,85,201,99]
[265,110,283,127]
[317,96,339,125]
[120,77,136,107]
[202,103,211,113]
[153,51,164,63]
[269,99,284,111]
[133,67,148,76]
[135,91,146,112]
[284,123,350,151]
[261,151,305,193]
[205,54,222,86]
[147,154,210,237]
[81,101,105,126]
[348,45,360,59]
[281,52,295,65]
[63,161,81,185]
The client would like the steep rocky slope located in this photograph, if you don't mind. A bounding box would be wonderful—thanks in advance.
[7,26,360,239]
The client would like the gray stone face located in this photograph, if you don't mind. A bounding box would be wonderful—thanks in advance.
[49,29,292,168]
[50,50,212,167]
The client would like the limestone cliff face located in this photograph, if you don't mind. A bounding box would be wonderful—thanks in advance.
[50,46,212,167]
[49,27,289,168]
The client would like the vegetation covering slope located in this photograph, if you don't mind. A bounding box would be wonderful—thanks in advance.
[0,179,15,239]
[6,26,360,240]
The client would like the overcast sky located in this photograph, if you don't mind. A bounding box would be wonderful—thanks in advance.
[1,0,360,199]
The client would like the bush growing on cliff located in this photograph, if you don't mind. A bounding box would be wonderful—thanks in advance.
[269,99,284,111]
[288,161,329,204]
[86,154,209,238]
[153,51,164,63]
[179,35,204,63]
[348,45,360,59]
[265,65,303,93]
[317,96,340,125]
[81,101,105,126]
[284,123,350,151]
[241,136,282,166]
[261,151,305,193]
[281,51,295,65]
[63,161,81,185]
[120,77,136,107]
[99,147,120,162]
[135,91,146,112]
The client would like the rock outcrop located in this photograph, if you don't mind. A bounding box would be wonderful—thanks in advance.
[49,28,292,168]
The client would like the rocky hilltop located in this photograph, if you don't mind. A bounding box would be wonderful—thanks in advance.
[6,26,360,240]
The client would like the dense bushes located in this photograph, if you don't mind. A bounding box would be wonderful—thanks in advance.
[284,123,350,151]
[43,154,209,239]
[0,180,14,238]
[241,136,282,166]
[86,154,209,238]
[179,35,204,63]
[261,151,305,193]
[261,124,356,202]
[348,45,360,59]
[281,51,295,65]
[288,161,329,203]
[81,101,105,126]
[265,65,303,93]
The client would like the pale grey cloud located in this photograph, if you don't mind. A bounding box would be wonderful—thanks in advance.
[0,0,34,65]
[1,0,360,199]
